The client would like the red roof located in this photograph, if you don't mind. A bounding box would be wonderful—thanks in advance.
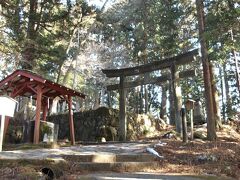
[0,70,86,99]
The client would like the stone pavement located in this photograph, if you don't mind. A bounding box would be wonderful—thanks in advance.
[0,142,152,160]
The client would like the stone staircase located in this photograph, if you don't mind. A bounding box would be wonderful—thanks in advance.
[62,153,159,172]
[0,142,160,176]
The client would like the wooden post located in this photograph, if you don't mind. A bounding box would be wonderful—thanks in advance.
[3,116,10,141]
[33,85,42,144]
[68,95,75,145]
[119,75,126,141]
[42,99,48,122]
[181,108,188,143]
[171,63,182,133]
[190,109,194,140]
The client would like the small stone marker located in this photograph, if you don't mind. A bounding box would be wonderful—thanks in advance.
[194,100,205,124]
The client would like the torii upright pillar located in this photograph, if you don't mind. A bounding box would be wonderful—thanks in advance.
[119,75,126,141]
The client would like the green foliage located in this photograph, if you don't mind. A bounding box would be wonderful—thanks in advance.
[205,0,240,118]
[0,0,94,80]
[0,0,239,119]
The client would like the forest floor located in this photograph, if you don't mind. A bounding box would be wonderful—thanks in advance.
[0,122,239,179]
[147,122,240,179]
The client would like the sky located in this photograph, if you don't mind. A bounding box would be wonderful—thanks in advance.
[86,0,107,7]
[86,0,115,10]
[60,0,115,10]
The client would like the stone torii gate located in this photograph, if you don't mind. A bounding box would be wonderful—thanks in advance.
[0,70,86,145]
[102,49,198,141]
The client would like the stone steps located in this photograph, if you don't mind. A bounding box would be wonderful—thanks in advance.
[63,153,158,172]
[62,154,155,163]
[71,161,159,172]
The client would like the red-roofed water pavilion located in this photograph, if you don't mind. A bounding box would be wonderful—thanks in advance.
[0,70,86,145]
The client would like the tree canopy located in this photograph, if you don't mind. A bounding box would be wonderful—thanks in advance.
[0,0,239,140]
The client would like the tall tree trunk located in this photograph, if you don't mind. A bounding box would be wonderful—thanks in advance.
[13,0,21,41]
[230,30,240,97]
[22,0,37,70]
[171,63,182,133]
[196,0,216,141]
[141,1,149,114]
[219,66,226,122]
[209,63,222,129]
[228,1,240,98]
[223,63,232,119]
[62,63,73,85]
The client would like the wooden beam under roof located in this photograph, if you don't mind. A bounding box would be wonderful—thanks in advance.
[0,70,86,99]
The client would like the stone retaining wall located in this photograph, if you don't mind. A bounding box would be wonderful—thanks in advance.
[47,107,160,142]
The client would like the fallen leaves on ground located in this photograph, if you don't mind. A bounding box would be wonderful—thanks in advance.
[153,124,240,179]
